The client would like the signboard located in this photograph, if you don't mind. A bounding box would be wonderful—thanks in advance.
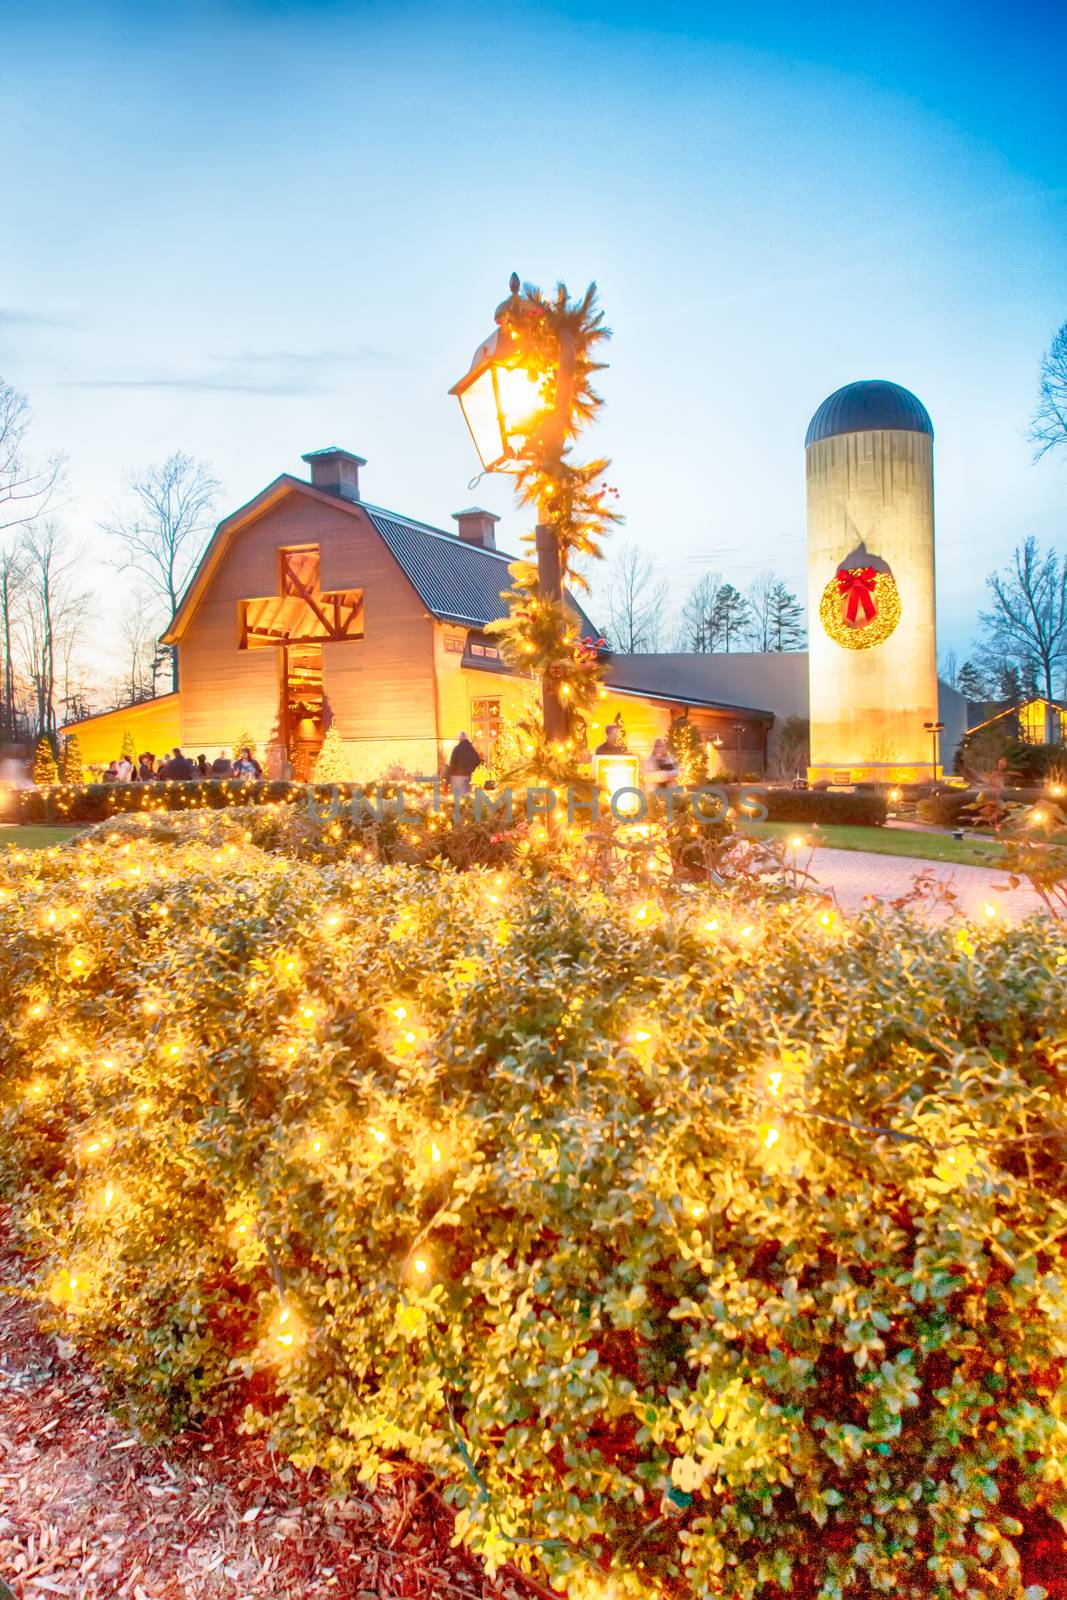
[594,752,642,818]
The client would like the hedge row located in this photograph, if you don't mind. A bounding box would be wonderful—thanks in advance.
[19,778,889,830]
[1,821,1066,1597]
[18,778,398,824]
[724,785,889,826]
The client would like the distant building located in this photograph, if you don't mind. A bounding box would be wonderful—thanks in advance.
[965,697,1067,747]
[61,449,779,780]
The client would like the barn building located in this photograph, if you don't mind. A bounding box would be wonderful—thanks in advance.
[63,449,778,781]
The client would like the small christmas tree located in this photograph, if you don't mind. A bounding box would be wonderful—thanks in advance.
[312,725,350,783]
[232,730,258,762]
[33,736,58,786]
[668,714,707,787]
[61,733,84,785]
[120,729,137,765]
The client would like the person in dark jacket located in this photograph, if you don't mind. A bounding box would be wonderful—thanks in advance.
[196,753,210,777]
[138,752,157,781]
[163,747,196,780]
[446,732,482,798]
[595,724,623,756]
[211,750,233,777]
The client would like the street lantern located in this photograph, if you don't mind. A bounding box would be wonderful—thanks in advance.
[450,272,577,744]
[923,719,945,783]
[732,722,746,782]
[449,275,550,474]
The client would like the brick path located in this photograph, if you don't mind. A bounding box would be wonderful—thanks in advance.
[800,846,1049,922]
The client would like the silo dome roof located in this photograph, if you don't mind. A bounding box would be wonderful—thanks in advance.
[805,380,933,447]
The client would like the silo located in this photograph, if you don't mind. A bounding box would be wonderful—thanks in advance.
[805,379,939,783]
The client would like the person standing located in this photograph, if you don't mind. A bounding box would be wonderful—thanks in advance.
[643,737,679,790]
[211,750,233,777]
[164,747,195,780]
[446,731,482,798]
[595,724,624,756]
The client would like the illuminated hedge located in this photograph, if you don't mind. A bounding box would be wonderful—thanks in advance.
[1,819,1066,1599]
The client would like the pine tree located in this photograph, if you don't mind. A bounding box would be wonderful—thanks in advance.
[668,714,707,786]
[768,583,806,651]
[312,726,350,783]
[711,584,751,652]
[487,682,542,781]
[232,730,258,761]
[33,736,58,786]
[120,729,137,764]
[62,733,84,785]
[956,660,988,703]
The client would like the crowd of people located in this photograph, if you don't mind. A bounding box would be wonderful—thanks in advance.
[92,727,682,791]
[100,747,263,783]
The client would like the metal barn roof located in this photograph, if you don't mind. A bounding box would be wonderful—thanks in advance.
[805,380,934,448]
[363,504,600,635]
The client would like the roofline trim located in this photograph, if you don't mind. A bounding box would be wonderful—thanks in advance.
[605,683,776,719]
[60,691,180,731]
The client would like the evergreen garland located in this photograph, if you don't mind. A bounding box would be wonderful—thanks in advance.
[486,280,621,783]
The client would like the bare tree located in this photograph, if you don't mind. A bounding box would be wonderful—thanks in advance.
[602,542,669,653]
[745,571,777,651]
[0,546,26,738]
[103,452,220,689]
[676,572,723,652]
[978,537,1067,710]
[938,647,959,687]
[116,593,163,705]
[1030,321,1067,461]
[18,522,91,737]
[0,378,64,539]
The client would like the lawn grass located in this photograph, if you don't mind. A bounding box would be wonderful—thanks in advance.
[0,824,84,850]
[744,819,1007,868]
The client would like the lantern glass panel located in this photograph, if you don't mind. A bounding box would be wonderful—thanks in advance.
[495,362,547,455]
[458,366,507,473]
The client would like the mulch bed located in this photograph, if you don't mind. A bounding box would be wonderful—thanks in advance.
[0,1239,522,1600]
[4,1228,1063,1600]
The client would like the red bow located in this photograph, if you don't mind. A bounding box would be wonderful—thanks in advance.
[837,567,877,625]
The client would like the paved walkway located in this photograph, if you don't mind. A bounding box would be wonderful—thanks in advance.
[800,845,1049,922]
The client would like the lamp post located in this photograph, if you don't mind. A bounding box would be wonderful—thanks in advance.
[732,722,745,783]
[450,275,577,744]
[923,719,945,784]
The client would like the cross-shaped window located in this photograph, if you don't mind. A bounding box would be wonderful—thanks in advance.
[238,545,364,648]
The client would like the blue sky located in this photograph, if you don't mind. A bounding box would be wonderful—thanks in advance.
[2,0,1065,674]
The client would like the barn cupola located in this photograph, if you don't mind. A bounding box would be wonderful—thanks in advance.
[452,506,500,550]
[302,446,366,502]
